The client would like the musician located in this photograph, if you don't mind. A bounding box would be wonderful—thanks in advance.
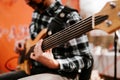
[0,0,93,80]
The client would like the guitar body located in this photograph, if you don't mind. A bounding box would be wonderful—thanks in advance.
[18,28,47,75]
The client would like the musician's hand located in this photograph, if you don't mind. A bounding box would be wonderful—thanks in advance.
[14,39,26,53]
[30,39,59,69]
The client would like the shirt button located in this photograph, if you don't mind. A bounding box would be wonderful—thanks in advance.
[60,12,65,18]
[48,30,52,35]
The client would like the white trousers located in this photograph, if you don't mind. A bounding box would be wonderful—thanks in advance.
[18,73,78,80]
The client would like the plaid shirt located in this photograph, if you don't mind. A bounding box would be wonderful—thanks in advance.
[29,1,93,74]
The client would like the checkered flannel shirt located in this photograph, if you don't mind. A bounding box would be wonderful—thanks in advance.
[29,1,93,73]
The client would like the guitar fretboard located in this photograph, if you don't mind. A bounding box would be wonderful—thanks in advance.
[42,15,108,51]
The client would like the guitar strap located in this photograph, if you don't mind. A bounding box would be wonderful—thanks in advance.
[47,6,78,35]
[56,6,78,22]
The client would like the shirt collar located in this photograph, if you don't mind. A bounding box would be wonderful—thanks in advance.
[45,1,63,16]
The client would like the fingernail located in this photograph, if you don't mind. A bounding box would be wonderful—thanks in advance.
[33,54,35,56]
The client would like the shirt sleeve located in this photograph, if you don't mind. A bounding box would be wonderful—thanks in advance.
[29,10,40,40]
[56,11,93,73]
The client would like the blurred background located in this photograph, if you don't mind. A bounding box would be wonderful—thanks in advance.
[0,0,120,80]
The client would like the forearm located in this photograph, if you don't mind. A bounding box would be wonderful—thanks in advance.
[37,55,60,69]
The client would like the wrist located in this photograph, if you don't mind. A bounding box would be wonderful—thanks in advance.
[52,59,60,69]
[46,59,60,69]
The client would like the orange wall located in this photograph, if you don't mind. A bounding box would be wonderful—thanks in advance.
[0,0,80,73]
[0,0,33,73]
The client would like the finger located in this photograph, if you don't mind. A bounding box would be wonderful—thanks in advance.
[30,52,35,59]
[18,43,25,50]
[46,49,52,53]
[34,39,43,52]
[36,39,43,47]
